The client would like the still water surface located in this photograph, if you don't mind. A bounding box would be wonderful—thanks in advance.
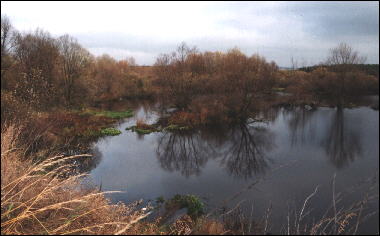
[88,100,379,234]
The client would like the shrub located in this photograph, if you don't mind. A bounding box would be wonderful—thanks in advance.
[1,91,32,128]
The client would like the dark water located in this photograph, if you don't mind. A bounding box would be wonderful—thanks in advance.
[88,99,379,234]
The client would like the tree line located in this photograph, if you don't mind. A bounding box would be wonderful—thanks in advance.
[2,15,378,127]
[1,15,150,113]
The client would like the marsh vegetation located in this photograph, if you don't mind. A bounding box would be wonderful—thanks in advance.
[1,14,379,235]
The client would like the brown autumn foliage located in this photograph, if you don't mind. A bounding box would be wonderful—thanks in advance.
[154,43,278,125]
[302,67,377,98]
[11,29,62,109]
[272,43,379,106]
[1,15,155,119]
[273,67,378,106]
[87,54,125,101]
[2,15,377,129]
[41,111,117,151]
[342,70,379,95]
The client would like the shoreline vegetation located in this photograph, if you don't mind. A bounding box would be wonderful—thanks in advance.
[1,15,379,235]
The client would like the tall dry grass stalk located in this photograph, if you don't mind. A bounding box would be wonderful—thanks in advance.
[1,125,156,235]
[284,173,378,235]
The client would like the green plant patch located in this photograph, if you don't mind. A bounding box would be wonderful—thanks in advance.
[165,194,204,219]
[135,128,154,134]
[164,124,190,131]
[100,128,122,136]
[156,196,165,204]
[125,126,134,131]
[126,123,192,134]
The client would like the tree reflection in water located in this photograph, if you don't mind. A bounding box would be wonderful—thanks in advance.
[156,122,275,179]
[285,107,317,146]
[324,107,362,168]
[283,106,363,169]
[85,106,365,179]
[156,131,214,177]
[220,123,275,179]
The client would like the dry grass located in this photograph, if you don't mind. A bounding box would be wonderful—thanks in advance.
[283,174,378,235]
[1,125,158,235]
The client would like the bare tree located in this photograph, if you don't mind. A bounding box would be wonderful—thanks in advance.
[176,41,197,64]
[125,56,136,66]
[58,34,91,105]
[325,43,367,105]
[1,15,13,57]
[1,15,15,88]
[290,56,298,71]
[154,42,198,109]
[326,43,366,67]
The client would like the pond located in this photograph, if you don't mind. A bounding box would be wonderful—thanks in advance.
[87,98,379,234]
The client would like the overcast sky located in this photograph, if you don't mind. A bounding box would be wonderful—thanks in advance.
[2,1,379,66]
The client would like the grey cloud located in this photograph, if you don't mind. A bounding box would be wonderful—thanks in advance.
[288,2,379,38]
[6,1,376,66]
